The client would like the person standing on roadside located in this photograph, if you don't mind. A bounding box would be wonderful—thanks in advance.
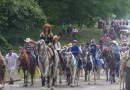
[5,49,19,85]
[121,42,130,90]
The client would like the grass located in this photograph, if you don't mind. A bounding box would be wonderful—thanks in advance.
[2,24,103,47]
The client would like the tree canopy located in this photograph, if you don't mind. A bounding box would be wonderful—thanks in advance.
[38,0,130,24]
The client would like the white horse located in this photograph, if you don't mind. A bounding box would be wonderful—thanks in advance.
[64,52,77,87]
[35,39,49,90]
[47,48,60,90]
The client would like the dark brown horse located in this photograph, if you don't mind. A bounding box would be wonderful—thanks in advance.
[100,48,117,83]
[19,49,36,87]
[108,48,117,84]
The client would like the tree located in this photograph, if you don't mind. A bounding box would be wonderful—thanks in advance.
[0,0,47,32]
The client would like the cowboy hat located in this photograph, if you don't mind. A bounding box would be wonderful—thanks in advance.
[53,35,60,40]
[24,38,31,42]
[43,23,52,30]
[112,40,118,45]
[72,40,78,43]
[68,43,72,48]
[62,45,68,49]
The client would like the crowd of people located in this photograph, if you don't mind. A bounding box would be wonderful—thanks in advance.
[0,22,130,90]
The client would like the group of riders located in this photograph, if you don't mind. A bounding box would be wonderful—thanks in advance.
[0,21,129,89]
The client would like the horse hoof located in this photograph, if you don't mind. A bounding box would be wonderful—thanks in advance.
[23,84,27,87]
[88,83,90,85]
[59,81,62,84]
[47,85,50,88]
[51,87,54,90]
[71,84,74,87]
[41,87,45,90]
[30,83,34,86]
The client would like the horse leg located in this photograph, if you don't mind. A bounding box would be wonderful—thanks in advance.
[94,69,96,84]
[41,75,46,90]
[23,70,28,87]
[30,73,34,86]
[84,68,88,81]
[47,76,50,88]
[106,69,109,81]
[77,69,80,86]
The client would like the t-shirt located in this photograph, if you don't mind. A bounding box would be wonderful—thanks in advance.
[71,45,79,56]
[73,29,78,33]
[5,53,19,70]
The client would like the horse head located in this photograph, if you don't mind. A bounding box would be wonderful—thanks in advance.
[35,39,47,55]
[64,52,74,67]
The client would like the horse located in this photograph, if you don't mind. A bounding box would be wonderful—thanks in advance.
[83,52,97,84]
[35,39,49,90]
[0,55,5,89]
[100,48,110,81]
[19,49,36,87]
[64,52,77,87]
[46,46,60,90]
[67,27,73,38]
[108,49,117,84]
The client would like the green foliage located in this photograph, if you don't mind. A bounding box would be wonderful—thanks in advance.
[38,0,130,25]
[0,34,12,55]
[0,0,47,31]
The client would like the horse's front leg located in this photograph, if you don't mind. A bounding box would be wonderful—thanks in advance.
[84,68,88,81]
[94,69,97,84]
[30,73,34,86]
[23,70,28,87]
[76,69,80,86]
[106,68,109,81]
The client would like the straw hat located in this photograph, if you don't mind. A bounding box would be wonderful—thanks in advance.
[68,43,72,48]
[53,35,60,40]
[43,23,52,30]
[24,38,31,42]
[112,40,118,45]
[62,45,68,49]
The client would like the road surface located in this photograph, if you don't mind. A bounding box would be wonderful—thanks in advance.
[2,71,121,90]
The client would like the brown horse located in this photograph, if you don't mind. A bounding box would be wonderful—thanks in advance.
[19,49,36,87]
[108,48,117,84]
[0,54,5,88]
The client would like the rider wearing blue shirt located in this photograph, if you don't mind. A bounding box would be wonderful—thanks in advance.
[90,44,98,66]
[71,40,82,69]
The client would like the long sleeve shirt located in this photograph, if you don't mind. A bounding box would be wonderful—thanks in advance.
[54,42,61,51]
[5,53,19,70]
[71,45,80,56]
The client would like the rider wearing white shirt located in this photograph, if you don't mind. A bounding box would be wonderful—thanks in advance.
[5,49,19,84]
[73,28,78,33]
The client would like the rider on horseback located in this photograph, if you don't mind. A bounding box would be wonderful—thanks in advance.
[40,23,53,44]
[24,38,36,72]
[53,35,65,69]
[111,41,120,62]
[71,40,82,69]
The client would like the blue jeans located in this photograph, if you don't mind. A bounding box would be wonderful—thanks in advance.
[73,54,82,69]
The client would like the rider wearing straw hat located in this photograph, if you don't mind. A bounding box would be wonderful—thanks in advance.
[71,40,82,69]
[40,23,53,44]
[111,40,120,62]
[53,35,64,67]
[24,38,33,55]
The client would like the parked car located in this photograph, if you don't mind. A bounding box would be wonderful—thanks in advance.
[119,25,130,37]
